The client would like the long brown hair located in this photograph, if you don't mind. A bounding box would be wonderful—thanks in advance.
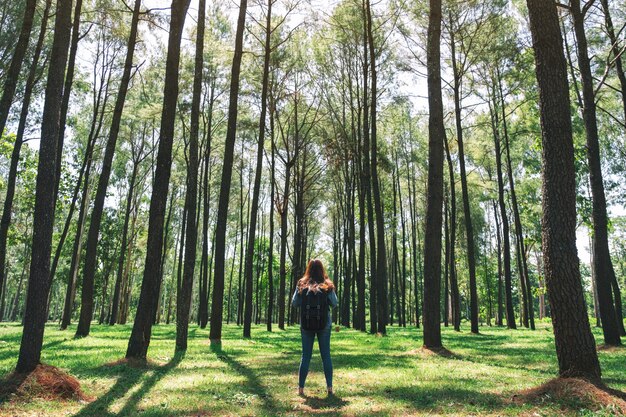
[297,259,335,294]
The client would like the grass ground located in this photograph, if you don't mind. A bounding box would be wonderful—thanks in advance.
[0,321,624,416]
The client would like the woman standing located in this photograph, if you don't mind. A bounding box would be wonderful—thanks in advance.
[291,259,338,396]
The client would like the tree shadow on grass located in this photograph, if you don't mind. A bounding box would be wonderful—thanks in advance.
[447,350,556,377]
[597,381,626,402]
[383,384,506,413]
[72,350,185,417]
[418,346,458,358]
[602,378,626,387]
[302,392,349,412]
[210,342,281,415]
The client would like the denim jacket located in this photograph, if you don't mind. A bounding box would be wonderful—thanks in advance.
[291,288,338,329]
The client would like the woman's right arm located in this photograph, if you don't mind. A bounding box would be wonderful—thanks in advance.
[328,290,338,308]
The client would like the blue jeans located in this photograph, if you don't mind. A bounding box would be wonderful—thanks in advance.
[299,326,332,389]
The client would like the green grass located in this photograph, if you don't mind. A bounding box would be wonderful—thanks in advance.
[0,321,624,416]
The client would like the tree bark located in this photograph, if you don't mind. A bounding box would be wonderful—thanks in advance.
[392,166,401,326]
[243,0,272,338]
[59,171,92,330]
[493,201,503,326]
[126,0,191,359]
[489,95,516,330]
[0,0,37,137]
[397,156,408,327]
[361,0,377,335]
[109,153,140,325]
[570,0,621,346]
[450,27,478,334]
[496,67,534,330]
[422,0,445,348]
[526,0,601,379]
[266,85,278,332]
[53,0,84,201]
[0,0,51,321]
[175,0,204,350]
[365,0,388,335]
[199,82,215,329]
[444,138,460,331]
[209,0,248,342]
[50,35,113,292]
[356,121,367,332]
[76,0,142,338]
[16,0,73,373]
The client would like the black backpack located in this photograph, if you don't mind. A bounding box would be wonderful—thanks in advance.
[301,289,328,331]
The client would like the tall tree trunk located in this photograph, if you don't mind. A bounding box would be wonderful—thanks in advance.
[266,87,277,332]
[443,181,450,328]
[356,136,367,331]
[493,201,503,326]
[0,0,37,137]
[489,96,516,330]
[349,173,357,327]
[497,68,534,330]
[237,151,249,326]
[54,0,83,201]
[237,156,248,326]
[0,261,7,320]
[392,167,401,326]
[59,173,92,330]
[76,0,142,338]
[590,235,601,327]
[422,0,445,348]
[407,158,420,327]
[611,275,626,336]
[450,28,478,334]
[515,232,529,327]
[175,204,187,321]
[16,0,73,373]
[536,250,546,320]
[49,39,112,287]
[290,146,306,326]
[365,0,388,335]
[154,188,176,325]
[243,0,272,338]
[278,157,292,329]
[359,0,377,334]
[175,0,204,350]
[571,0,621,346]
[109,157,140,325]
[126,0,191,359]
[10,242,30,322]
[397,158,407,327]
[0,0,51,321]
[58,69,112,327]
[99,257,114,324]
[226,206,239,324]
[526,0,601,379]
[199,83,215,329]
[444,138,460,331]
[209,0,248,342]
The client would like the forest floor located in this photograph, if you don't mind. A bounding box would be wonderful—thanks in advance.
[0,321,625,416]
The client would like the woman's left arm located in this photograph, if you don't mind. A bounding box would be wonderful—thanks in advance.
[328,290,338,308]
[291,288,301,307]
